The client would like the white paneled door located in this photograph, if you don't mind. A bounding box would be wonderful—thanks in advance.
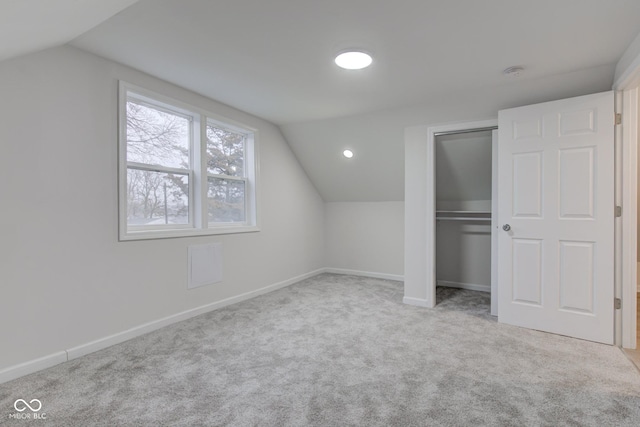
[497,91,615,344]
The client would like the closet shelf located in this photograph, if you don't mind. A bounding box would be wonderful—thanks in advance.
[436,210,491,214]
[435,210,492,222]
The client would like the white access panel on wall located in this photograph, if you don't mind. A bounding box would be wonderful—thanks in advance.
[497,91,615,344]
[188,243,223,289]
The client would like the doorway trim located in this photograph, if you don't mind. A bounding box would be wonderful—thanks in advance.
[424,119,498,311]
[614,72,639,348]
[620,88,638,349]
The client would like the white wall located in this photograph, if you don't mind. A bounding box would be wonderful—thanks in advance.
[436,222,491,290]
[404,126,430,305]
[324,202,404,278]
[0,46,325,371]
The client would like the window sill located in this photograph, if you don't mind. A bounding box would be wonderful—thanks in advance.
[119,225,260,241]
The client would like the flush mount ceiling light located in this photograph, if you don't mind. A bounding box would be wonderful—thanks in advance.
[503,66,525,78]
[335,51,372,70]
[343,149,354,158]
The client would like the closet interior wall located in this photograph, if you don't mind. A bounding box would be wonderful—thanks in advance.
[435,130,493,293]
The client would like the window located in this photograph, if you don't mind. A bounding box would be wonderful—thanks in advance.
[119,82,258,240]
[206,121,248,223]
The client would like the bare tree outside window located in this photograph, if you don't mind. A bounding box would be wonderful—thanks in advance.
[126,100,190,225]
[206,124,246,222]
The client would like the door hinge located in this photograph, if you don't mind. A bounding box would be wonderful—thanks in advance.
[614,298,622,310]
[615,206,622,217]
[615,113,622,125]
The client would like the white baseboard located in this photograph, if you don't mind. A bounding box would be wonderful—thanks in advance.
[324,267,404,282]
[402,296,433,308]
[437,280,491,293]
[67,268,324,361]
[0,352,67,385]
[0,268,325,384]
[1,268,406,383]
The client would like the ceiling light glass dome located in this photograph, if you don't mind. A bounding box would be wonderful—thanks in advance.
[335,51,372,70]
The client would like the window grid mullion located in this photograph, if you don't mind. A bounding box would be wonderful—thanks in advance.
[127,162,190,175]
[207,174,246,182]
[198,116,208,228]
[184,111,196,229]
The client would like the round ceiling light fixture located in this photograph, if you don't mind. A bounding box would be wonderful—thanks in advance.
[335,51,372,70]
[343,149,354,158]
[503,66,525,78]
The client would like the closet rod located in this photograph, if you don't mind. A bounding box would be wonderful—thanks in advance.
[433,126,498,137]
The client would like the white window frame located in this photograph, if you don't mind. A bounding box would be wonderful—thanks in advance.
[118,81,259,241]
[204,117,257,228]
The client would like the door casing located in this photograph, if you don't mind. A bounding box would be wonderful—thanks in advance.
[421,119,499,311]
[614,58,640,349]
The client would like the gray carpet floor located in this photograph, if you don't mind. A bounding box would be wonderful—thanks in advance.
[1,273,639,426]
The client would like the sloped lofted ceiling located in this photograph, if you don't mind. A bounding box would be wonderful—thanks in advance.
[436,131,493,204]
[0,0,139,62]
[13,0,640,201]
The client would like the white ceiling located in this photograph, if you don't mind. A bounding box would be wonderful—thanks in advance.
[0,0,139,62]
[70,0,640,125]
[7,0,640,201]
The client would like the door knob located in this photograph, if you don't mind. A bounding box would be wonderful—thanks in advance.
[502,224,511,231]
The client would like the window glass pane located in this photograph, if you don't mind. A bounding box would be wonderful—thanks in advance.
[207,177,245,223]
[206,123,245,177]
[126,100,190,169]
[127,169,189,226]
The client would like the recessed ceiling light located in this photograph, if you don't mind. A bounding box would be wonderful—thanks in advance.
[335,51,372,70]
[343,149,354,158]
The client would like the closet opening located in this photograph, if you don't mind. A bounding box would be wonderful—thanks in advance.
[434,127,498,314]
